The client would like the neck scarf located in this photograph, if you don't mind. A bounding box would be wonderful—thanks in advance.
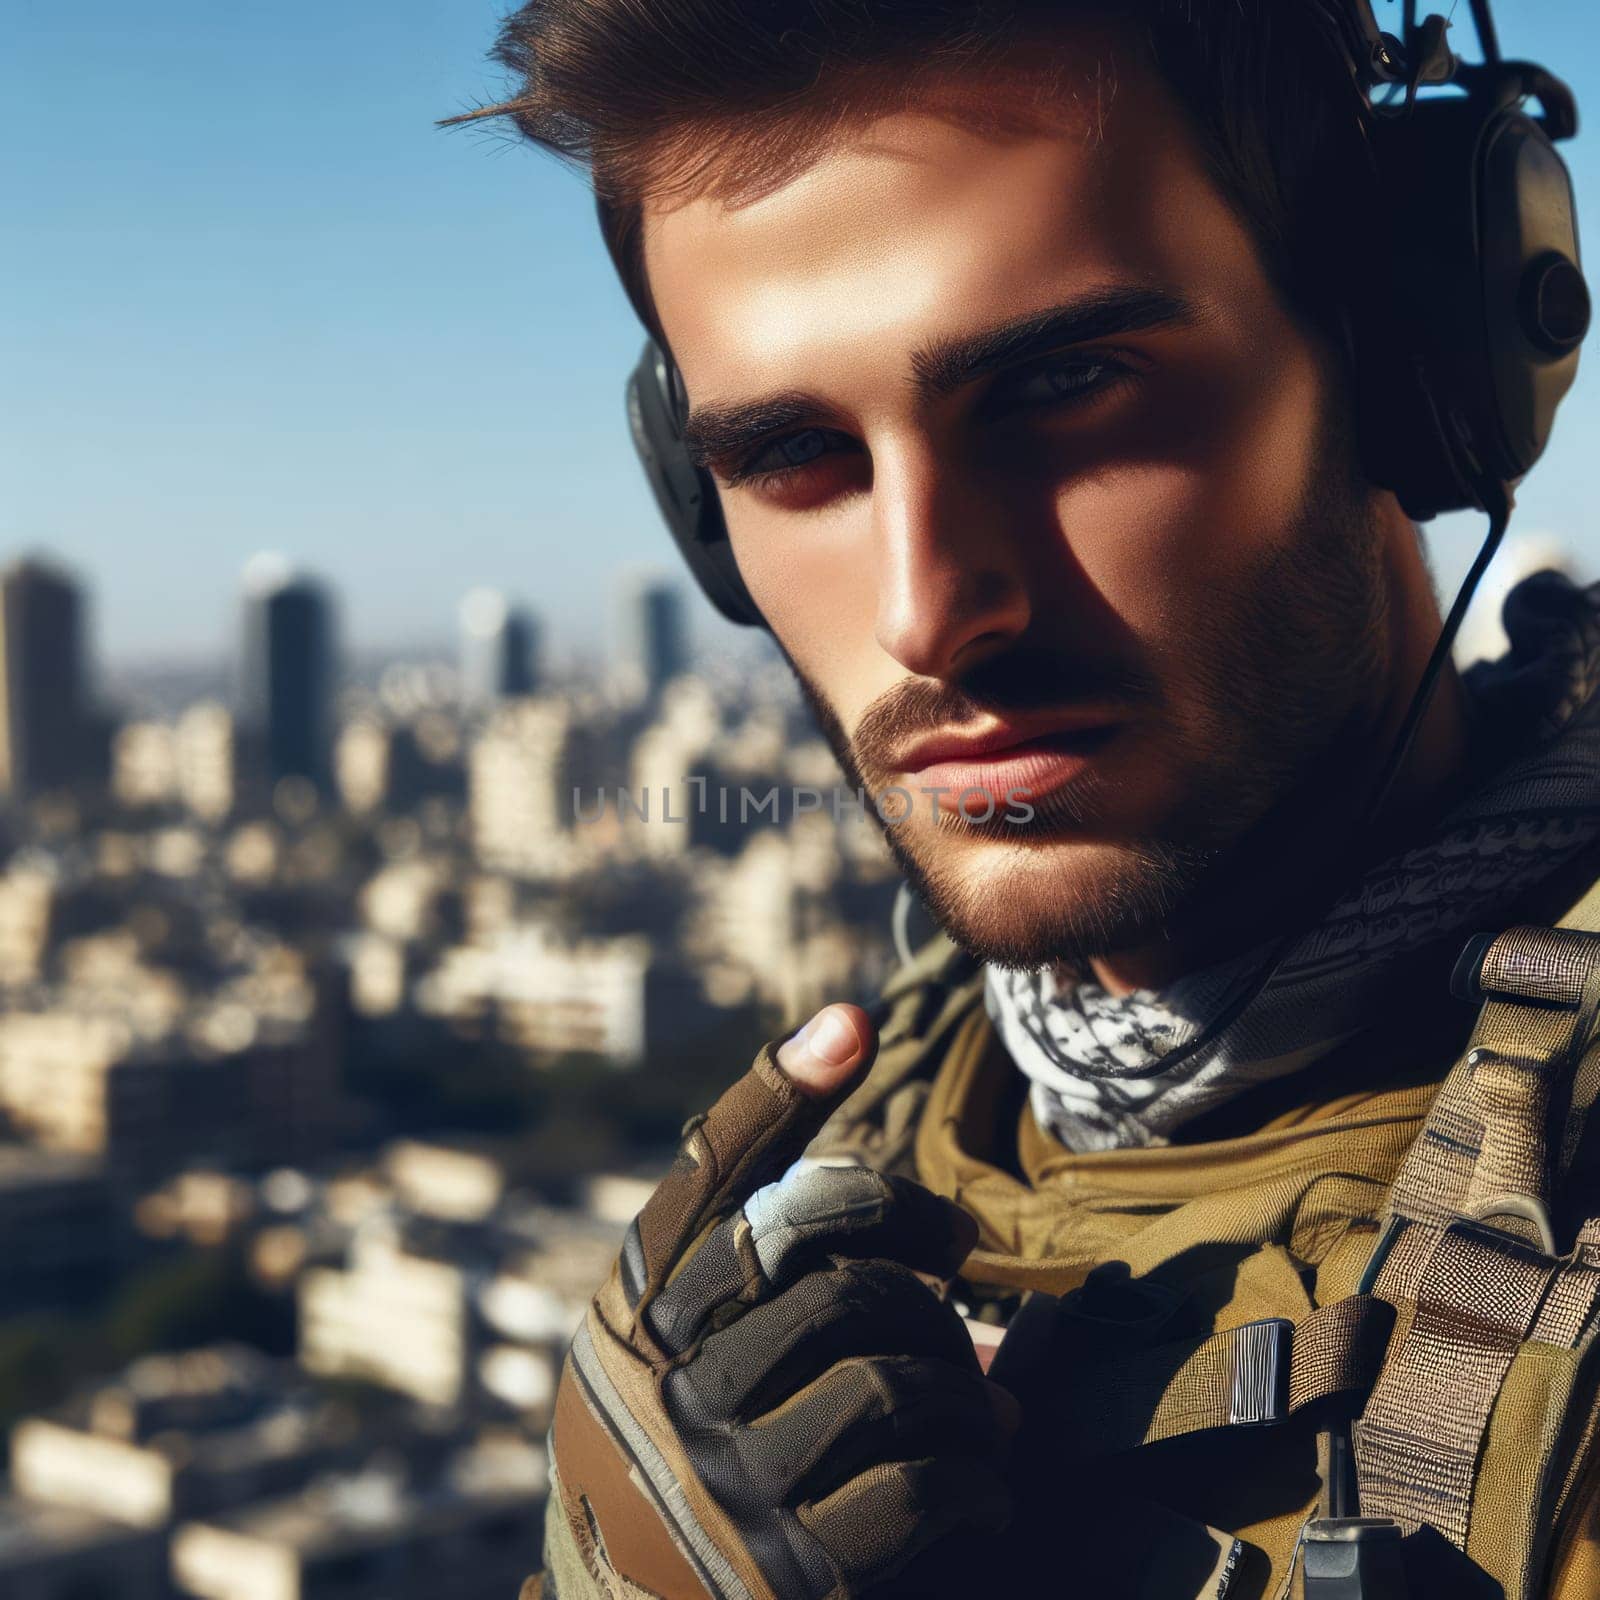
[985,571,1600,1152]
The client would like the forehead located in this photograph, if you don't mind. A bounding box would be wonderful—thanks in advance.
[641,44,1263,396]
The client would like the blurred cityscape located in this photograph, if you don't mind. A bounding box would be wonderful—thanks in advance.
[0,550,904,1600]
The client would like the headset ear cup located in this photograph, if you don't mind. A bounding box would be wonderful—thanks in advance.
[625,341,765,628]
[1477,111,1588,479]
[1352,68,1587,520]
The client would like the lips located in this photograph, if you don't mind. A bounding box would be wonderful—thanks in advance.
[896,720,1107,774]
[894,713,1118,774]
[894,716,1121,818]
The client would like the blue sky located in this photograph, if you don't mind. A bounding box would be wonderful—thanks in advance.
[4,0,1598,666]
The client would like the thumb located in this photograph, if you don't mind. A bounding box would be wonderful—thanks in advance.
[622,1004,878,1318]
[775,1003,876,1098]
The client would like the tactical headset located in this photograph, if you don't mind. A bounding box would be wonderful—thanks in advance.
[608,0,1588,633]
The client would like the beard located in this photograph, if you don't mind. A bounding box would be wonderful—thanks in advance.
[778,399,1390,973]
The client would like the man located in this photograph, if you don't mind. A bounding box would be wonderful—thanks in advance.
[455,2,1600,1594]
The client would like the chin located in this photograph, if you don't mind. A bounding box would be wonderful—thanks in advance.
[883,818,1216,973]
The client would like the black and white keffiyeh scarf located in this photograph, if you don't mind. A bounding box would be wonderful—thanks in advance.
[985,570,1600,1153]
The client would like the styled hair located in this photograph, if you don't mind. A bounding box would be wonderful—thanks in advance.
[447,0,1376,347]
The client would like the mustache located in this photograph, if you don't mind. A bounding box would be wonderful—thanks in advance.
[851,647,1158,777]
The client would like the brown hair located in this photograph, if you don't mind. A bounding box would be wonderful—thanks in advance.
[446,0,1376,346]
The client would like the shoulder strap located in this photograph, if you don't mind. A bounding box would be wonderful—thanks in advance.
[1031,872,1600,1590]
[1347,874,1600,1591]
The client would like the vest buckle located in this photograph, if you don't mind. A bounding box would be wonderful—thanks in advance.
[1229,1317,1292,1426]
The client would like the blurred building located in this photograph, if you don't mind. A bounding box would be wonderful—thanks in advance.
[0,550,906,1600]
[336,716,463,819]
[687,820,898,1019]
[0,993,339,1187]
[625,677,724,860]
[359,859,460,947]
[170,1444,542,1600]
[0,863,133,989]
[240,555,336,797]
[299,1231,471,1408]
[345,932,418,1020]
[335,720,396,816]
[0,865,57,984]
[11,1346,360,1529]
[0,1498,167,1600]
[614,575,689,699]
[469,698,575,877]
[0,1146,116,1309]
[134,1168,258,1249]
[0,557,106,799]
[297,1143,628,1419]
[113,721,179,810]
[380,1142,501,1226]
[415,924,715,1066]
[460,589,540,707]
[175,701,238,823]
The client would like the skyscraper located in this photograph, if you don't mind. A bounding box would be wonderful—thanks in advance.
[0,557,99,799]
[239,554,336,795]
[459,589,540,707]
[615,575,689,698]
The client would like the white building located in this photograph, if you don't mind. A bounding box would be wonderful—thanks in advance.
[171,1447,542,1600]
[11,1346,354,1530]
[112,721,178,810]
[0,866,56,984]
[299,1231,471,1408]
[174,702,237,824]
[0,994,337,1185]
[469,696,576,879]
[415,924,709,1067]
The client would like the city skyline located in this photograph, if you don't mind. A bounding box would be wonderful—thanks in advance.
[0,546,728,722]
[0,511,895,1593]
[7,0,1600,663]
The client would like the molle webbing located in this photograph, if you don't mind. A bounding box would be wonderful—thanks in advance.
[1383,923,1600,1244]
[1357,1225,1558,1547]
[1351,903,1600,1586]
[1531,1218,1600,1346]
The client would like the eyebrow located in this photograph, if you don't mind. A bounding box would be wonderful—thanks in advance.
[679,285,1197,471]
[681,394,828,473]
[911,285,1197,396]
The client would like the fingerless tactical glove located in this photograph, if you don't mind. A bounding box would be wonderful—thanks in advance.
[539,1037,1015,1599]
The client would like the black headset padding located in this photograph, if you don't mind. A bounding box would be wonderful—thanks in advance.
[626,342,761,626]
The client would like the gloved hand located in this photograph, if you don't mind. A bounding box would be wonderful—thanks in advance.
[539,1004,1017,1600]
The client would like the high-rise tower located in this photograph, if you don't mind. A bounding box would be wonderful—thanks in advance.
[460,589,540,707]
[615,575,688,698]
[239,554,336,794]
[0,557,99,798]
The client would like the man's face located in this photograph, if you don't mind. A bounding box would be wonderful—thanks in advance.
[643,34,1389,972]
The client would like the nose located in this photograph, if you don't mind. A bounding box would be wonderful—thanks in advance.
[871,442,1033,680]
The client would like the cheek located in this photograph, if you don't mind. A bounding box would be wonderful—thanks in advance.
[734,518,867,623]
[732,512,884,725]
[1059,460,1297,619]
[1060,353,1327,639]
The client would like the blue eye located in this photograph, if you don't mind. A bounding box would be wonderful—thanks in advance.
[1011,359,1113,406]
[777,430,829,465]
[732,427,845,485]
